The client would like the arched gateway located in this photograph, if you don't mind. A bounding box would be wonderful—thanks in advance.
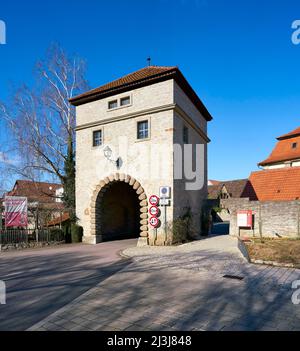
[89,174,149,243]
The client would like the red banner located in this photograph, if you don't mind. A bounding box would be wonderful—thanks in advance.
[4,197,28,228]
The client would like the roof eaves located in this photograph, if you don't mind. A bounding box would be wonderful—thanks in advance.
[70,69,177,106]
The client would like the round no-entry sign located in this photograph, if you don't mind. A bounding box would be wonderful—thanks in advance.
[149,195,160,206]
[149,206,159,217]
[149,216,159,228]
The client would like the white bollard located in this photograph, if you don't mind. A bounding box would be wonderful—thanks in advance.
[0,280,6,305]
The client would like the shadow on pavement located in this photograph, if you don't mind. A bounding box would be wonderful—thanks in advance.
[0,250,132,331]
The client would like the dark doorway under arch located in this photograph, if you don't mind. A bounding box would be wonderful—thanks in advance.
[99,182,140,241]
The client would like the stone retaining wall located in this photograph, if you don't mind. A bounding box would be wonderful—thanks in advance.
[204,198,300,238]
[0,241,65,252]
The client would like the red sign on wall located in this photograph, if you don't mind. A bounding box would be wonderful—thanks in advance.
[149,217,159,228]
[149,206,159,217]
[237,210,253,228]
[4,196,28,228]
[149,195,160,206]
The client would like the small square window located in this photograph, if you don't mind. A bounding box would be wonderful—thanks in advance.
[93,130,102,147]
[292,142,298,149]
[120,96,131,106]
[183,126,189,144]
[108,100,118,110]
[137,121,149,140]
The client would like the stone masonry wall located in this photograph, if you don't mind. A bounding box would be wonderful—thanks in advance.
[219,198,300,238]
[76,78,209,245]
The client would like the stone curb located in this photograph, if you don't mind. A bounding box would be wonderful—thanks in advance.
[118,249,132,260]
[237,238,297,269]
[250,259,296,269]
[236,238,251,263]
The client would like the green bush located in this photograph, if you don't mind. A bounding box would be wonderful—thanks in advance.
[201,211,212,236]
[63,224,72,244]
[49,228,65,242]
[167,217,190,245]
[166,208,194,245]
[71,224,83,243]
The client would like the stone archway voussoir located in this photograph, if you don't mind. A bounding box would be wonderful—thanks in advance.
[140,207,148,213]
[119,174,125,181]
[136,187,144,195]
[138,193,147,201]
[129,177,136,187]
[133,181,140,190]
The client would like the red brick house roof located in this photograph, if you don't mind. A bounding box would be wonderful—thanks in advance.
[259,127,300,166]
[70,66,213,121]
[5,180,63,205]
[208,179,255,199]
[277,127,300,140]
[47,212,70,227]
[249,167,300,201]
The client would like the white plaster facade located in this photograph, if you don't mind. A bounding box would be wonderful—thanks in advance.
[73,68,211,246]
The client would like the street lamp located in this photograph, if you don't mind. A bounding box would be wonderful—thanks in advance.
[104,146,113,160]
[103,146,121,168]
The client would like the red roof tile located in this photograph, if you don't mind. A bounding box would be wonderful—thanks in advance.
[208,179,256,199]
[6,180,62,204]
[70,66,213,121]
[47,212,70,226]
[277,127,300,140]
[249,167,300,201]
[259,135,300,166]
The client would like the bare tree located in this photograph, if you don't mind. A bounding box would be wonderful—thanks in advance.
[0,44,89,219]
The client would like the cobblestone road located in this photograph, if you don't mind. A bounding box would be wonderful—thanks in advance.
[29,236,300,331]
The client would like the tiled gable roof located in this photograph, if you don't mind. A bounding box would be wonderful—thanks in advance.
[208,179,255,199]
[277,127,300,140]
[70,66,213,121]
[6,180,62,204]
[249,167,300,201]
[259,135,300,166]
[72,66,176,101]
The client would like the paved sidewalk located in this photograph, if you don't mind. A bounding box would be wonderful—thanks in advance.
[29,236,300,331]
[0,239,137,331]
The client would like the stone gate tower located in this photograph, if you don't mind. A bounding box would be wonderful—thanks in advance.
[70,66,212,246]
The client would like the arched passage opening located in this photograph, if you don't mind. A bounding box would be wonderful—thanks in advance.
[90,174,149,244]
[98,181,140,241]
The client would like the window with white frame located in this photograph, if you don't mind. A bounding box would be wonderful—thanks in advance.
[108,100,118,110]
[120,96,131,106]
[93,130,102,147]
[137,120,149,140]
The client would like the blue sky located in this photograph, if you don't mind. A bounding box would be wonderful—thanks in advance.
[1,0,300,187]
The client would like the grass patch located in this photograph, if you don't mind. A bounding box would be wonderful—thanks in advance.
[245,238,300,266]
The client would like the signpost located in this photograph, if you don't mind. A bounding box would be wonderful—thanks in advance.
[149,195,160,207]
[149,190,172,245]
[149,217,159,228]
[159,186,171,199]
[149,206,159,217]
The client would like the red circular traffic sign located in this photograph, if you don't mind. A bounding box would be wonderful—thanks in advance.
[149,195,160,206]
[149,217,159,228]
[149,206,159,217]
